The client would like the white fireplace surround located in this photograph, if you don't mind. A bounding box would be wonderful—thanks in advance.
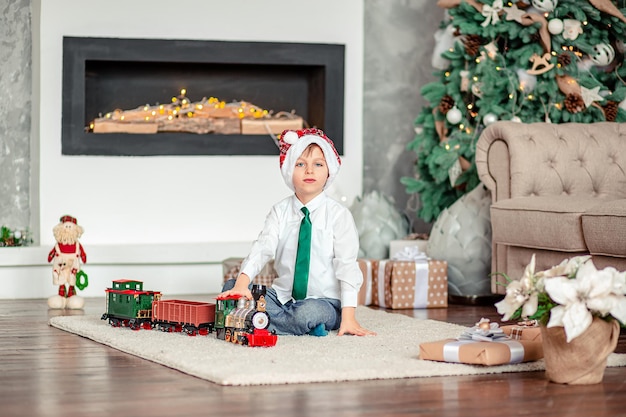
[0,0,363,299]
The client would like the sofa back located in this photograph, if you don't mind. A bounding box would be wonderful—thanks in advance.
[477,122,626,200]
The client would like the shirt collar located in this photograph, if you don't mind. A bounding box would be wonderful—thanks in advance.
[292,192,326,214]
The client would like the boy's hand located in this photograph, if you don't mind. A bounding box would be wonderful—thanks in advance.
[217,273,253,300]
[218,287,253,300]
[337,307,377,336]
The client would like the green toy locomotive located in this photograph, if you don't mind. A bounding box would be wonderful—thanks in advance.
[215,284,276,346]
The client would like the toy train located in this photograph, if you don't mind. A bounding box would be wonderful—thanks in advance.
[101,279,277,347]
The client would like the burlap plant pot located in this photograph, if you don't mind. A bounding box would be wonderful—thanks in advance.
[541,317,620,384]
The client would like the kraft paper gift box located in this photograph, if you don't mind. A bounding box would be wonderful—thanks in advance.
[501,323,542,342]
[361,258,448,309]
[419,338,544,365]
[222,257,277,288]
[357,259,374,306]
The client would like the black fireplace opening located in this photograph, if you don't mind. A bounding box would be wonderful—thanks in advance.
[62,37,345,156]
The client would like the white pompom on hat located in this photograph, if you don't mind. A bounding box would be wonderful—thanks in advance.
[279,128,341,192]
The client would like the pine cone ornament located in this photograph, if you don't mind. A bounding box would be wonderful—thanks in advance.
[557,52,572,68]
[564,93,585,113]
[464,35,482,56]
[438,95,455,114]
[604,101,619,122]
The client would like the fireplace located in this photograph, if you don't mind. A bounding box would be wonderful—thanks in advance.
[61,37,345,156]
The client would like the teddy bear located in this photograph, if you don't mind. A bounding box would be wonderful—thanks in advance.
[47,215,87,309]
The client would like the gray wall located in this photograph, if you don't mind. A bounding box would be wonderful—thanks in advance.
[0,0,32,231]
[0,0,441,237]
[364,1,440,233]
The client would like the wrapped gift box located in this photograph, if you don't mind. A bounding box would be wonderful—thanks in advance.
[222,257,277,288]
[389,237,429,259]
[501,323,542,342]
[419,338,543,365]
[357,259,374,306]
[359,259,448,309]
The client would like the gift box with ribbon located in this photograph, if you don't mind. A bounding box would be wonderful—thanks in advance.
[501,320,542,342]
[222,257,278,288]
[419,318,544,365]
[388,233,430,259]
[358,247,448,309]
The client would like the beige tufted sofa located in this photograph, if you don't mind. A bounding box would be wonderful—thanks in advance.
[475,121,626,294]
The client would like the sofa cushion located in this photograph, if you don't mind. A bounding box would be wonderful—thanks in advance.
[582,199,626,258]
[490,196,615,252]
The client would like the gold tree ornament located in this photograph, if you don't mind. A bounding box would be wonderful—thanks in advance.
[528,53,555,75]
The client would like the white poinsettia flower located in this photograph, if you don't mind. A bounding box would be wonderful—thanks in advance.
[498,253,626,343]
[545,263,621,341]
[495,255,540,321]
[495,280,526,321]
[521,292,538,318]
[538,255,592,278]
[547,302,593,342]
[583,265,626,324]
[608,268,626,295]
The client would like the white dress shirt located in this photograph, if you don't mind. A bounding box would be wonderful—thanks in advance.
[240,192,363,307]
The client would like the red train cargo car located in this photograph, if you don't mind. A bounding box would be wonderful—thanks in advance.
[152,299,216,336]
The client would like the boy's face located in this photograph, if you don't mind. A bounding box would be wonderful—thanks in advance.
[292,144,329,204]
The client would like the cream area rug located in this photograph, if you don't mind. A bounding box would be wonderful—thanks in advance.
[49,307,626,386]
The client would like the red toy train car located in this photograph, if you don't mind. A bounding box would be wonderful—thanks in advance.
[152,299,216,336]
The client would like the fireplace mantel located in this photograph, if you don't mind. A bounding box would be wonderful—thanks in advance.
[62,37,345,156]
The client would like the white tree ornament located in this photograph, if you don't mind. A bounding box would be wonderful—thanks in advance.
[548,18,564,35]
[590,43,615,66]
[446,106,463,124]
[481,0,504,27]
[483,113,498,125]
[580,86,604,108]
[532,0,558,12]
[563,19,583,40]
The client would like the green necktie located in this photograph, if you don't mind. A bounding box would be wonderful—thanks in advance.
[292,207,312,300]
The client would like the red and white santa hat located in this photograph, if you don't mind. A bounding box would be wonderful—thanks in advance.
[279,128,341,192]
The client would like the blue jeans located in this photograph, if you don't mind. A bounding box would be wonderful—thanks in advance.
[221,279,342,336]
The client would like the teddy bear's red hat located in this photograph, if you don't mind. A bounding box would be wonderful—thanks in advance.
[59,215,77,224]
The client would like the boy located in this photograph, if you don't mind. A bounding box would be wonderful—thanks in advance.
[219,128,375,337]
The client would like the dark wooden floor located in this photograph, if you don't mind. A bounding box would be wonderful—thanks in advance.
[1,297,625,417]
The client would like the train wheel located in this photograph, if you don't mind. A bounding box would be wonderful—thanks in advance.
[251,311,270,330]
[225,329,232,342]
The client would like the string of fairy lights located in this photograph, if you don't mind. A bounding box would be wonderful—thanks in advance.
[88,89,271,130]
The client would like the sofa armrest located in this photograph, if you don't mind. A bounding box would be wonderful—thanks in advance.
[475,121,626,203]
[476,131,510,203]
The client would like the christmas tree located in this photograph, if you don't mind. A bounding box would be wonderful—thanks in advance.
[402,0,626,223]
